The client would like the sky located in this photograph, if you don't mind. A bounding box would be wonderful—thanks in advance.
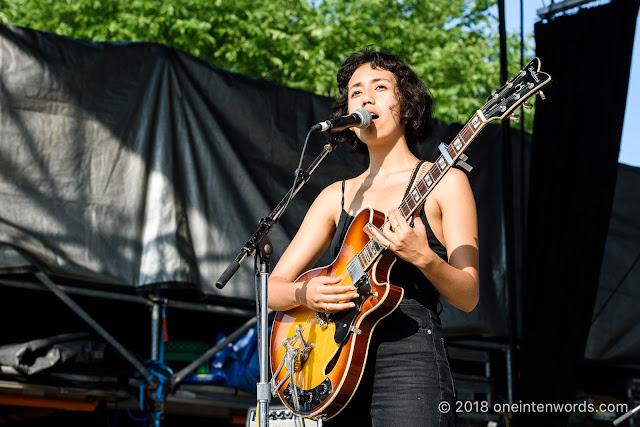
[504,0,640,167]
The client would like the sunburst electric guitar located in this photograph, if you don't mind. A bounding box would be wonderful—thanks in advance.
[270,58,552,420]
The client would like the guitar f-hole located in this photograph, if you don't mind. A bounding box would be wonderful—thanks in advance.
[324,343,344,375]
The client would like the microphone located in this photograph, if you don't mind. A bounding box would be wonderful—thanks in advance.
[311,108,376,132]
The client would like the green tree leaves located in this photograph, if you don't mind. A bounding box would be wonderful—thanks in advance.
[0,0,533,129]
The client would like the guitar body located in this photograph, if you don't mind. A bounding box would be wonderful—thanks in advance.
[270,207,404,420]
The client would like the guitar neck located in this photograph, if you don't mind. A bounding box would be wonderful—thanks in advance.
[398,110,487,221]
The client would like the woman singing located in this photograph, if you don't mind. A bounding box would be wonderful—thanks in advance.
[268,47,479,426]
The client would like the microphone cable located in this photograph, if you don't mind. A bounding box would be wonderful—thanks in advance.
[281,128,314,217]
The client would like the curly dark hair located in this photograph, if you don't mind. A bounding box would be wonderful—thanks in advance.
[332,46,434,153]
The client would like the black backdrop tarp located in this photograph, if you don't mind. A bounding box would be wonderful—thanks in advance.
[0,23,338,298]
[586,163,640,368]
[520,0,640,423]
[0,23,523,338]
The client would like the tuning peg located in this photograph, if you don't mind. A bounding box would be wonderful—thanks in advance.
[509,114,520,122]
[538,90,546,100]
[523,101,533,110]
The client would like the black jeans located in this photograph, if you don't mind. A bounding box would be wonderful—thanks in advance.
[327,300,457,427]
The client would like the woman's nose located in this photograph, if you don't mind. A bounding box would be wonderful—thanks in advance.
[361,90,374,106]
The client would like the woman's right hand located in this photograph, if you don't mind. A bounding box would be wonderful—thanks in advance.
[297,275,359,313]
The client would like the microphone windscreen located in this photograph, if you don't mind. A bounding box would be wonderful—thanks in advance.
[354,108,373,128]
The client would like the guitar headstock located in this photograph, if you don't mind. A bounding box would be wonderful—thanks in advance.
[481,57,552,122]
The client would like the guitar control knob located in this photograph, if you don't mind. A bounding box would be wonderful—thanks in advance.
[318,383,329,396]
[303,391,314,403]
[523,101,533,110]
[509,114,520,122]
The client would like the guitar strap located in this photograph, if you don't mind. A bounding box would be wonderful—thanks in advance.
[402,160,429,199]
[399,160,431,228]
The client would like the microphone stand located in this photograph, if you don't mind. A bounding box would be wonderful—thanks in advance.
[215,136,339,427]
[613,403,640,425]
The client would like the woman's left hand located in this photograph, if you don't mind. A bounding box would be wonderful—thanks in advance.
[367,208,436,268]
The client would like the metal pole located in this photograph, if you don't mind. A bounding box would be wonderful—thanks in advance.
[498,0,519,415]
[150,296,162,361]
[256,238,273,427]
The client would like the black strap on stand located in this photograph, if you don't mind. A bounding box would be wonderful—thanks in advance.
[213,136,339,427]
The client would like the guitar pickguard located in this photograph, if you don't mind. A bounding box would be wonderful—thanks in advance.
[329,277,372,344]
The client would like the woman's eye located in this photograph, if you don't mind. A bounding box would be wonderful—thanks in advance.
[376,85,387,90]
[350,90,361,97]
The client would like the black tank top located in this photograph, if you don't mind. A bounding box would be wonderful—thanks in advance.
[327,177,447,312]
